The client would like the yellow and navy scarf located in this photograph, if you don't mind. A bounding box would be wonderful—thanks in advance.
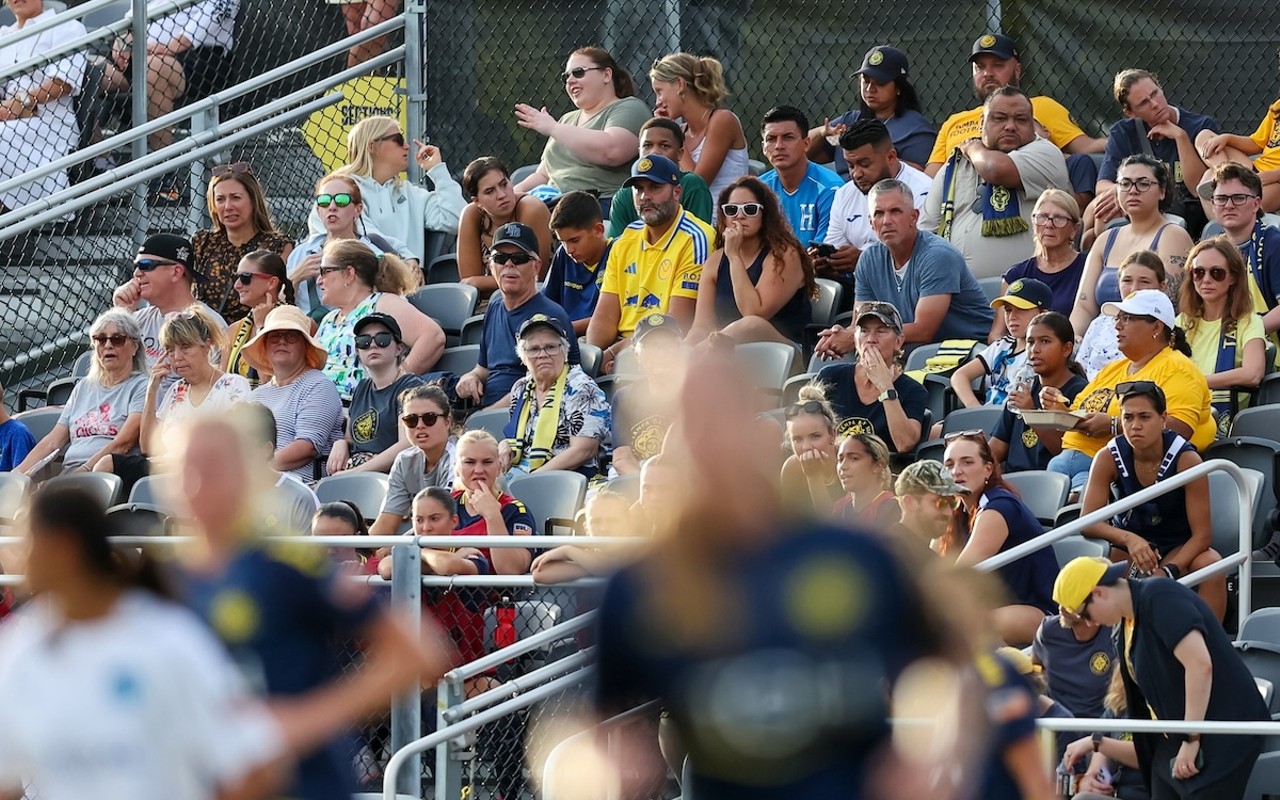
[504,365,568,471]
[938,147,1028,239]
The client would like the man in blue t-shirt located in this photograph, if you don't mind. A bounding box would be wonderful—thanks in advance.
[815,179,992,359]
[455,222,579,409]
[1095,69,1217,234]
[0,382,34,472]
[759,105,843,247]
[544,190,614,336]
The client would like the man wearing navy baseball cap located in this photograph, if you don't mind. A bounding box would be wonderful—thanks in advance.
[923,32,1104,212]
[586,154,714,374]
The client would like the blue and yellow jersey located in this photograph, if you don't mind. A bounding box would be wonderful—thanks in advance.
[601,208,713,337]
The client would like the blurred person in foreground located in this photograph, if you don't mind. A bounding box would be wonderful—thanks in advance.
[586,349,950,797]
[166,408,454,800]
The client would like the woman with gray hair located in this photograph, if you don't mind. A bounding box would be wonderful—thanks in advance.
[501,314,609,479]
[15,310,148,474]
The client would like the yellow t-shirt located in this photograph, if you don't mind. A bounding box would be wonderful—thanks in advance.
[928,96,1086,165]
[1249,102,1280,173]
[601,208,714,338]
[1062,347,1215,457]
[1177,312,1266,408]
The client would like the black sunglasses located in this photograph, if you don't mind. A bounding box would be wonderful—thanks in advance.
[785,400,828,419]
[317,264,348,276]
[211,161,252,178]
[1116,380,1164,401]
[376,132,406,146]
[721,202,763,218]
[561,66,604,82]
[491,251,535,266]
[355,332,397,350]
[943,429,988,443]
[315,193,354,208]
[234,271,272,285]
[135,258,177,271]
[92,333,130,346]
[402,411,445,428]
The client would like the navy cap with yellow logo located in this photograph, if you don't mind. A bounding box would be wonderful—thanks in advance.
[970,32,1020,62]
[624,154,681,188]
[991,277,1053,310]
[633,312,683,343]
[857,45,910,84]
[517,313,567,340]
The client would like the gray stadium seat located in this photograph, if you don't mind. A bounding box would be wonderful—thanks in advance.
[460,313,485,346]
[604,473,640,501]
[1258,372,1280,406]
[1240,608,1280,647]
[1243,750,1280,798]
[1203,439,1279,549]
[71,351,93,377]
[507,470,587,536]
[1232,406,1280,439]
[46,472,123,508]
[408,284,479,343]
[811,278,843,327]
[464,407,510,440]
[736,341,796,397]
[431,344,482,376]
[1051,535,1109,569]
[577,342,603,378]
[425,253,461,285]
[940,405,1004,437]
[1003,471,1071,527]
[1209,468,1264,559]
[104,503,169,536]
[978,276,1004,304]
[128,475,166,506]
[0,472,31,524]
[314,472,391,523]
[13,407,62,443]
[510,163,539,185]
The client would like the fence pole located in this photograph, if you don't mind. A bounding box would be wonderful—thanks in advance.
[404,0,426,186]
[389,543,423,796]
[436,676,466,800]
[129,0,149,251]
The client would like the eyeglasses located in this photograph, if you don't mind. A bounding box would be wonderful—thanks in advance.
[264,330,302,344]
[211,161,252,178]
[522,344,563,357]
[234,271,272,285]
[491,251,535,266]
[943,429,988,443]
[931,494,960,510]
[1211,192,1257,207]
[1078,594,1095,622]
[92,333,130,347]
[315,193,354,208]
[134,258,177,271]
[1116,178,1158,193]
[355,332,397,349]
[317,264,348,277]
[375,132,405,146]
[401,412,445,428]
[1191,266,1228,282]
[561,66,604,82]
[1114,312,1157,326]
[1031,212,1074,228]
[721,202,763,218]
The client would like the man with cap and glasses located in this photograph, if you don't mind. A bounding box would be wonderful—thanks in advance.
[109,232,228,396]
[807,45,937,174]
[588,154,713,374]
[610,312,688,476]
[925,33,1103,209]
[891,460,967,557]
[815,178,992,359]
[921,86,1072,281]
[1053,556,1267,800]
[455,221,580,411]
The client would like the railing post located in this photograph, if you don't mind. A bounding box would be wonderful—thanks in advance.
[436,676,466,800]
[403,0,426,186]
[129,0,149,251]
[186,106,220,233]
[389,542,422,796]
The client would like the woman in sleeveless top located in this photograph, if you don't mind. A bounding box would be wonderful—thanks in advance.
[1079,381,1224,619]
[687,176,814,345]
[457,157,552,309]
[944,431,1059,646]
[222,249,295,387]
[1071,155,1193,339]
[1076,251,1170,379]
[649,53,750,220]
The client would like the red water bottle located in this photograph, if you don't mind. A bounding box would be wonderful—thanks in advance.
[494,596,517,649]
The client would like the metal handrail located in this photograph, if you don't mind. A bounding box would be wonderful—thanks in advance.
[0,15,405,203]
[0,534,641,548]
[1036,717,1280,735]
[445,611,598,685]
[442,648,594,722]
[542,700,661,800]
[0,46,403,238]
[382,667,590,800]
[976,459,1255,631]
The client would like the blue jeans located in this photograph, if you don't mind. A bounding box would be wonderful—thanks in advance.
[1047,448,1094,492]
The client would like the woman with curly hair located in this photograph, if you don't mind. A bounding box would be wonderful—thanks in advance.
[686,176,814,345]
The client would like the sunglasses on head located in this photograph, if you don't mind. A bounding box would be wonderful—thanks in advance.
[491,251,535,266]
[1116,380,1163,400]
[1191,266,1228,282]
[92,333,130,346]
[402,411,444,428]
[134,258,177,272]
[234,271,272,285]
[211,161,252,178]
[785,400,828,419]
[355,332,397,349]
[721,202,763,218]
[376,132,406,146]
[943,429,988,443]
[561,65,604,82]
[315,193,354,208]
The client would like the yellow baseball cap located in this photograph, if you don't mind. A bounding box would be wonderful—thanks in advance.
[1052,556,1128,614]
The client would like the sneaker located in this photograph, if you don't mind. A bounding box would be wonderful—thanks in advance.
[147,171,183,206]
[1253,530,1280,563]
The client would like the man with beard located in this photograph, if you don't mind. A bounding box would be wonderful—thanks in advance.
[588,154,714,374]
[922,87,1072,280]
[925,33,1101,210]
[891,460,967,556]
[817,119,933,285]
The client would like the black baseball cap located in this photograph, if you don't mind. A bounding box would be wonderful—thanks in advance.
[353,311,403,341]
[492,222,540,256]
[138,233,201,279]
[857,46,910,84]
[633,313,683,343]
[970,33,1020,62]
[854,301,904,334]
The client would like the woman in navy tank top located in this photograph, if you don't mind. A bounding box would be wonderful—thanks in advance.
[1078,380,1224,619]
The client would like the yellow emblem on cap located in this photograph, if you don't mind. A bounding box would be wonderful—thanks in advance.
[636,157,653,172]
[868,50,884,66]
[1010,279,1024,292]
[980,34,997,48]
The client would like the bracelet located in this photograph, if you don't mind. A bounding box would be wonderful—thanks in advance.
[1163,564,1182,579]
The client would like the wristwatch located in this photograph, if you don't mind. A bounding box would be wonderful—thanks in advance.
[1182,733,1201,743]
[1092,731,1103,752]
[878,389,898,403]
